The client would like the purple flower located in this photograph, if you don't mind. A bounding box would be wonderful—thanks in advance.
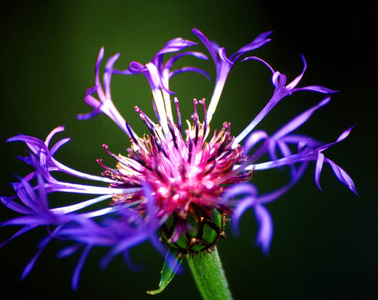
[1,29,357,289]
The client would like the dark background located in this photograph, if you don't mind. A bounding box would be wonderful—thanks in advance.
[0,1,376,299]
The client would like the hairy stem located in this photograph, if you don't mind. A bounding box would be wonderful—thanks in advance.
[186,246,232,300]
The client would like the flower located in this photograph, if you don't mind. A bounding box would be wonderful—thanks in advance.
[1,29,357,289]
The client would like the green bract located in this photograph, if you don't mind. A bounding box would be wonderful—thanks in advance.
[160,208,227,254]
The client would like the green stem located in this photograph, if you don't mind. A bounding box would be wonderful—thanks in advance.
[186,246,233,300]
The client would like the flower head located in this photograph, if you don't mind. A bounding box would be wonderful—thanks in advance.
[1,29,356,289]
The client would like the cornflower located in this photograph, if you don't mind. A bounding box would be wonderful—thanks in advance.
[1,29,356,298]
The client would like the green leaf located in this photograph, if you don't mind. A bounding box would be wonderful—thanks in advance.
[147,251,184,295]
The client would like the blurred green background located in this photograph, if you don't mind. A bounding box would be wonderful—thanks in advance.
[0,1,376,299]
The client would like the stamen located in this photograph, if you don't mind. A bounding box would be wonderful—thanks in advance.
[199,98,207,118]
[190,99,201,146]
[96,158,114,177]
[151,135,169,159]
[174,97,182,133]
[96,158,112,171]
[192,99,200,127]
[193,98,199,118]
[101,144,131,167]
[135,106,160,138]
[101,144,117,159]
[168,122,179,150]
[154,165,168,183]
[125,121,138,145]
[199,98,208,135]
[186,129,193,162]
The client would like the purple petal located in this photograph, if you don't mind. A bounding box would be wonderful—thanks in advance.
[21,248,43,280]
[122,250,144,273]
[286,55,307,90]
[218,47,231,64]
[6,135,46,150]
[272,72,287,89]
[156,38,197,56]
[100,232,151,268]
[1,215,49,226]
[83,94,102,109]
[127,61,147,74]
[0,225,36,249]
[293,85,338,94]
[57,245,81,258]
[165,51,208,70]
[169,66,211,81]
[336,126,355,142]
[272,97,331,140]
[85,84,101,97]
[243,130,269,155]
[192,28,218,63]
[72,245,92,290]
[258,162,308,204]
[0,195,33,215]
[21,231,57,280]
[326,158,358,195]
[14,177,41,212]
[254,204,273,254]
[222,182,258,203]
[318,126,355,152]
[44,125,65,146]
[231,196,256,236]
[48,137,70,158]
[231,31,272,62]
[95,47,105,86]
[76,109,101,120]
[95,48,105,100]
[104,53,120,96]
[315,152,325,190]
[242,56,275,74]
